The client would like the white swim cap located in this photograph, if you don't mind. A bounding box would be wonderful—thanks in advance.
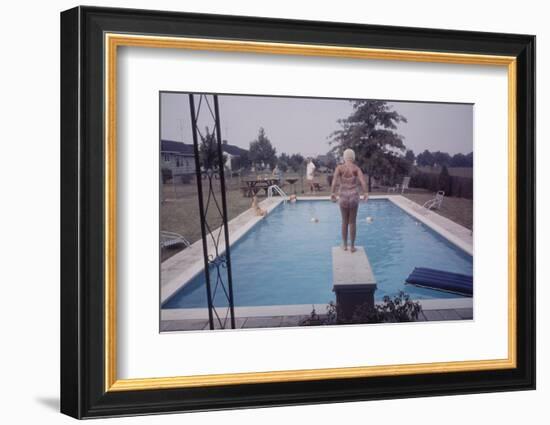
[343,148,355,161]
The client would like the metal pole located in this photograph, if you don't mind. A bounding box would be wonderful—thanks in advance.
[189,94,215,330]
[213,95,236,329]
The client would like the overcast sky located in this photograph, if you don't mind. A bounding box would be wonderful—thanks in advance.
[161,92,473,157]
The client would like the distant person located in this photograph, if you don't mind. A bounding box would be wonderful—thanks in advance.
[330,149,368,253]
[251,196,267,217]
[272,164,282,184]
[306,158,316,193]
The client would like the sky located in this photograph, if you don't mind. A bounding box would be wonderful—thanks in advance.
[160,92,473,158]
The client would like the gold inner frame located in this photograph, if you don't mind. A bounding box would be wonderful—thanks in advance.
[104,33,517,392]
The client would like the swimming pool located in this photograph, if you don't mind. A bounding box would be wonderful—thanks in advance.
[162,199,473,308]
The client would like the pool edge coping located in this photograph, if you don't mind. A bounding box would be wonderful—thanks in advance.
[387,195,473,256]
[161,297,474,321]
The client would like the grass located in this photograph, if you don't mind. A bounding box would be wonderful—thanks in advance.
[160,173,473,261]
[402,192,473,230]
[161,176,252,261]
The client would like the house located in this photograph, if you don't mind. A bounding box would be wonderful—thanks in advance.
[160,139,249,175]
[221,141,248,171]
[161,140,196,177]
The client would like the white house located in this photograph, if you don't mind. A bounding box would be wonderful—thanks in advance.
[161,140,196,177]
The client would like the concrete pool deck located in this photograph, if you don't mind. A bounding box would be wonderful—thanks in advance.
[160,297,473,331]
[387,195,473,256]
[160,194,474,329]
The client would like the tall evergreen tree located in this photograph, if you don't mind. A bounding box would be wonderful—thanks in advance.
[249,127,277,169]
[330,100,407,190]
[405,149,416,164]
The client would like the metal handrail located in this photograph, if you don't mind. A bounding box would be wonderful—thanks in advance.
[267,184,288,202]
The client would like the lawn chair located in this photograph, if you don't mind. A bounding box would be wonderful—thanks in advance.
[160,231,190,249]
[423,191,445,210]
[388,176,411,194]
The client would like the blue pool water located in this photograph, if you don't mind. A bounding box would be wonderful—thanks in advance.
[163,200,472,308]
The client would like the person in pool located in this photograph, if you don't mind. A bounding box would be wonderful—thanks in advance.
[330,148,368,253]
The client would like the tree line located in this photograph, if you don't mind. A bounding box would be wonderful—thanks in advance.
[416,150,473,167]
[228,127,309,172]
[198,100,472,189]
[200,125,312,173]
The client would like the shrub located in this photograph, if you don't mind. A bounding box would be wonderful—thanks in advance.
[300,291,422,326]
[299,306,325,326]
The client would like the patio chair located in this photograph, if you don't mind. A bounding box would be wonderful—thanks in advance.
[423,190,445,210]
[388,176,411,194]
[160,231,190,249]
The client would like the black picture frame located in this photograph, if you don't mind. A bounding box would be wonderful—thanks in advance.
[61,5,535,419]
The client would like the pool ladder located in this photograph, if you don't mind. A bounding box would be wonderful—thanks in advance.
[267,185,288,203]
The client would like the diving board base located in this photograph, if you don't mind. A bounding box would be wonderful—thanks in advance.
[332,246,377,320]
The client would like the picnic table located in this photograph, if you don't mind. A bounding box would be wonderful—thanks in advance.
[241,178,279,197]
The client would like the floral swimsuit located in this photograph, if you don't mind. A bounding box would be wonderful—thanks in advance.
[338,166,360,209]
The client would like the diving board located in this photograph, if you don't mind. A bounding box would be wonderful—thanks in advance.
[405,267,472,297]
[332,246,377,319]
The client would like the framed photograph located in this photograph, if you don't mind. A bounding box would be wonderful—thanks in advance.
[60,6,535,419]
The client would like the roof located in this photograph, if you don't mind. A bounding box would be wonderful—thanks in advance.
[161,140,194,155]
[161,139,248,156]
[222,143,248,156]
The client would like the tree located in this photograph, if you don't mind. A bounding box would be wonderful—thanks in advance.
[450,153,466,167]
[199,127,226,170]
[277,153,290,172]
[288,153,305,172]
[450,152,473,167]
[405,149,415,164]
[230,151,251,171]
[416,149,434,167]
[416,150,454,167]
[249,127,277,170]
[329,100,407,190]
[391,153,413,179]
[432,151,451,167]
